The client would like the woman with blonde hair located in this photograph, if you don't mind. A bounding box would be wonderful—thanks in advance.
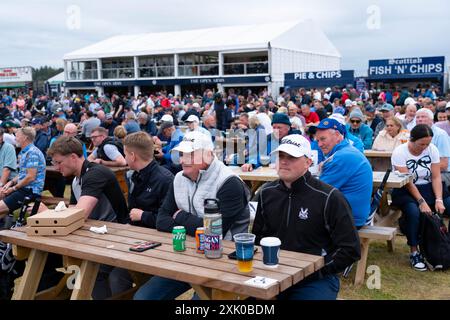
[49,118,68,147]
[372,116,409,151]
[113,125,127,142]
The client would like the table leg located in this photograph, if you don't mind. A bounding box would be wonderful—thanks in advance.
[70,260,100,300]
[13,249,48,300]
[354,238,370,286]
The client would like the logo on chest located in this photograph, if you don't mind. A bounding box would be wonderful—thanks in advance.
[146,187,152,193]
[298,207,309,220]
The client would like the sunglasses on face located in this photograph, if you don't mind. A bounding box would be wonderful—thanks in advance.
[351,119,361,124]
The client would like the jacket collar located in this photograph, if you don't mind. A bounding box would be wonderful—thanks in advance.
[137,160,158,178]
[325,139,349,158]
[279,171,313,192]
[183,157,219,183]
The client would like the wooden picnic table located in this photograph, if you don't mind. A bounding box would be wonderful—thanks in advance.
[364,150,392,172]
[0,220,323,300]
[229,166,412,227]
[229,166,411,190]
[45,166,129,199]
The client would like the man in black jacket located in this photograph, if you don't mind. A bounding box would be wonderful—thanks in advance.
[123,131,174,228]
[252,134,360,300]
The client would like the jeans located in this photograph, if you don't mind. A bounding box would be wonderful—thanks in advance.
[134,276,191,300]
[277,274,340,300]
[92,265,134,300]
[393,183,450,247]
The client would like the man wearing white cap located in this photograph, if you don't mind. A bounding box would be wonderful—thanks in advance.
[252,134,360,300]
[134,131,250,300]
[185,114,211,137]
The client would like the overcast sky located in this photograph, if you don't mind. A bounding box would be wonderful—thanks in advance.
[1,0,449,75]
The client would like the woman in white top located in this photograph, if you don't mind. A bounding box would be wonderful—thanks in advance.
[391,124,450,271]
[372,116,409,151]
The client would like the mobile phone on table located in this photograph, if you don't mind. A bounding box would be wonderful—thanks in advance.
[129,241,162,252]
[227,248,258,260]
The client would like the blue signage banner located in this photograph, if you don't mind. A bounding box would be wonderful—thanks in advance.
[65,76,271,88]
[368,56,445,80]
[284,70,354,88]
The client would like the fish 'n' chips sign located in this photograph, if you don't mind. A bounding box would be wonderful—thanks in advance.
[368,56,445,79]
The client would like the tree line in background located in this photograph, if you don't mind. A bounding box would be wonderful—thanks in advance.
[31,66,64,95]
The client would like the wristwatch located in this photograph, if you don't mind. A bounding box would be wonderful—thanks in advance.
[417,198,425,205]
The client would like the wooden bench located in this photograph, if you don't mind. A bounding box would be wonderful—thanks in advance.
[354,225,397,286]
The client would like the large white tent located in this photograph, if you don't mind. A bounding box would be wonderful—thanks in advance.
[64,20,341,96]
[64,20,340,60]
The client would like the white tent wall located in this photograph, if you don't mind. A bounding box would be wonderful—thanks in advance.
[270,48,341,95]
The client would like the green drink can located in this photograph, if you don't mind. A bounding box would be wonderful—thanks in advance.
[172,226,186,252]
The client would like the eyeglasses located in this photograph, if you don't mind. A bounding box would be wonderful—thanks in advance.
[350,120,361,124]
[52,157,67,166]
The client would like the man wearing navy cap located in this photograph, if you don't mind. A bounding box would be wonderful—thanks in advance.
[374,103,394,138]
[241,113,301,172]
[364,104,382,134]
[316,118,373,228]
[32,117,50,156]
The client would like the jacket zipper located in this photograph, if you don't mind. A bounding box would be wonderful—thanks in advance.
[191,173,203,216]
[286,192,292,228]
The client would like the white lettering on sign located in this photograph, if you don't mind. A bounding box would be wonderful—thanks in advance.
[388,58,423,65]
[369,66,392,75]
[294,73,307,80]
[293,71,342,80]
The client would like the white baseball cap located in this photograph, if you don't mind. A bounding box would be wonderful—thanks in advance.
[329,113,346,125]
[446,102,450,110]
[271,134,312,158]
[325,87,332,92]
[161,114,174,122]
[404,97,416,106]
[345,99,353,107]
[172,131,214,153]
[185,115,200,123]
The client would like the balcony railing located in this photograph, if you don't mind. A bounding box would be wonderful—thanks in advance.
[223,61,268,75]
[101,68,135,79]
[139,66,175,78]
[67,69,98,80]
[178,64,219,77]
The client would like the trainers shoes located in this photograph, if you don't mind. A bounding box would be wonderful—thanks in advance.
[410,252,427,271]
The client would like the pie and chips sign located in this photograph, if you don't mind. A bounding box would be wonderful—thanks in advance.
[0,66,32,83]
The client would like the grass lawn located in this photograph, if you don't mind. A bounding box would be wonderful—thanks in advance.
[339,234,450,300]
[11,190,450,300]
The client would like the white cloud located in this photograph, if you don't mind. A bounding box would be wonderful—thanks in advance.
[1,0,449,73]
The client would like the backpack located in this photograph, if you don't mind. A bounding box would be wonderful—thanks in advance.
[419,213,450,270]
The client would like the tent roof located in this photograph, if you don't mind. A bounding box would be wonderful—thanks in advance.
[47,71,65,83]
[64,20,340,60]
